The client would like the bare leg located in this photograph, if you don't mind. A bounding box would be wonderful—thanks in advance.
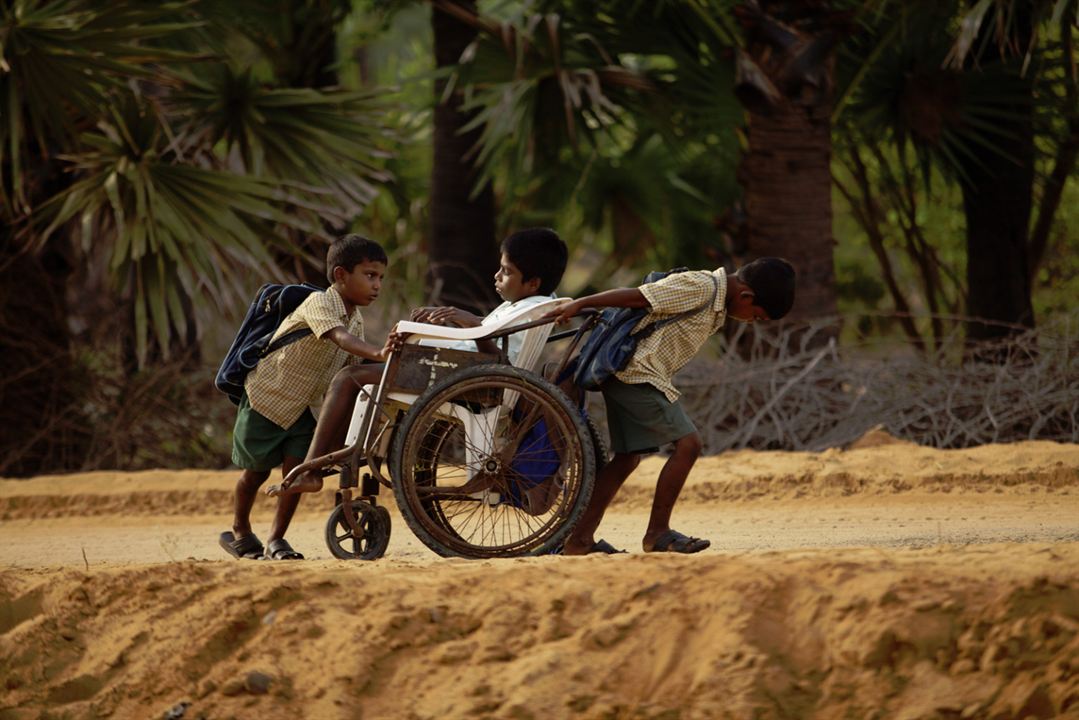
[642,431,702,550]
[268,455,303,542]
[561,452,640,555]
[268,364,383,497]
[233,469,270,538]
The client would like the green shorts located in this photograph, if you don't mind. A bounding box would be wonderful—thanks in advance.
[231,393,316,472]
[600,377,697,455]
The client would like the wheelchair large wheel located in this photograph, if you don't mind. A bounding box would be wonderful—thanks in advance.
[390,364,595,558]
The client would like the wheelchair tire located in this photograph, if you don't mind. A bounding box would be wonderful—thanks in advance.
[584,413,609,472]
[324,500,391,560]
[390,364,595,558]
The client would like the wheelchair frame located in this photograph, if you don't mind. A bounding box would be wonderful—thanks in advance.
[285,311,602,560]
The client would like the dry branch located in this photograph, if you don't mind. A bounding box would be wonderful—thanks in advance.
[677,314,1079,453]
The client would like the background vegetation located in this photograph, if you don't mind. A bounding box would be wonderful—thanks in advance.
[1,0,1076,475]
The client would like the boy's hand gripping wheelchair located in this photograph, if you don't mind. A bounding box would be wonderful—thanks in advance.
[280,298,605,559]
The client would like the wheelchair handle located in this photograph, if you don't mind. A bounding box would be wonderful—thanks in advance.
[478,308,600,342]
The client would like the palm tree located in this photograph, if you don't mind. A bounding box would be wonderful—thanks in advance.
[426,2,733,280]
[835,0,1078,344]
[428,0,846,325]
[732,1,847,324]
[0,0,392,474]
[429,1,499,314]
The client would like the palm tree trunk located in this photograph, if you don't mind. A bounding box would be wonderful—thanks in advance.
[959,132,1035,341]
[741,103,838,324]
[429,1,499,315]
[0,234,85,476]
[735,1,839,327]
[958,9,1036,343]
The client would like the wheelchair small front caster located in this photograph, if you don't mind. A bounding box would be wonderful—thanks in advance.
[324,499,391,560]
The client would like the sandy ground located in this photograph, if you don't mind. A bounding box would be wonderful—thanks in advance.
[1,434,1077,719]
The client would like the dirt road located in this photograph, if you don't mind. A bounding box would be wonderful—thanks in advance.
[2,438,1077,719]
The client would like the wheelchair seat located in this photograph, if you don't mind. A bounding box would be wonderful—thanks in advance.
[343,297,571,447]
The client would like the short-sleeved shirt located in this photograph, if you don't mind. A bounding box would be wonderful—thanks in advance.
[419,294,551,364]
[614,268,727,401]
[244,286,365,429]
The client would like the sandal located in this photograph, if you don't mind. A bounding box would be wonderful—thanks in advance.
[263,538,304,561]
[219,531,264,560]
[646,529,710,554]
[547,538,627,555]
[590,539,627,554]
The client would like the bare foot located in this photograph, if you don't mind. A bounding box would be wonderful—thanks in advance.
[560,537,594,556]
[519,477,562,516]
[265,472,323,497]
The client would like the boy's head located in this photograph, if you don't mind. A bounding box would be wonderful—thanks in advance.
[729,257,796,322]
[496,227,568,302]
[327,234,388,307]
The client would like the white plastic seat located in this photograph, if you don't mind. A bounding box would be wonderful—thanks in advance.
[343,298,570,448]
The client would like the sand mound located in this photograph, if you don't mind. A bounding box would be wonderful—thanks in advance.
[2,441,1078,719]
[2,546,1077,719]
[2,441,1076,521]
[847,424,917,450]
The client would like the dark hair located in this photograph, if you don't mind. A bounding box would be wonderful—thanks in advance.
[326,234,387,284]
[738,257,796,320]
[501,228,568,296]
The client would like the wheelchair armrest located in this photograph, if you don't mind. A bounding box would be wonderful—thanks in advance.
[396,298,571,342]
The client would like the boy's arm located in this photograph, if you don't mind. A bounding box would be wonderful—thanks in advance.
[410,306,496,353]
[323,326,403,362]
[411,306,484,327]
[544,288,650,323]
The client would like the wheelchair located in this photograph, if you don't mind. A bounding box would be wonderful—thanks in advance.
[281,299,604,560]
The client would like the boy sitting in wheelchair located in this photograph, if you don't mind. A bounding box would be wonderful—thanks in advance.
[267,227,569,498]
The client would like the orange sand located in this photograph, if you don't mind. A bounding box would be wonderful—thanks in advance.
[1,437,1077,719]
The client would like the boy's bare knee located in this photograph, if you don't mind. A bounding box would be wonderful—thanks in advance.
[330,367,364,394]
[612,452,641,472]
[239,470,270,490]
[675,433,702,458]
[333,364,380,392]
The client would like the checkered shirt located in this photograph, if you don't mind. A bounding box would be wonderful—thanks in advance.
[614,268,727,401]
[244,286,365,429]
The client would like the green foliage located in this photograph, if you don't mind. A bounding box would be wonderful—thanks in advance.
[429,0,745,288]
[2,0,396,367]
[832,0,1078,342]
[0,0,203,216]
[836,1,1037,189]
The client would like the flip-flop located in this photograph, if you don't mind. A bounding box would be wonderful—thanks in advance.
[590,539,627,554]
[547,538,626,555]
[263,538,304,561]
[219,531,264,560]
[647,530,710,554]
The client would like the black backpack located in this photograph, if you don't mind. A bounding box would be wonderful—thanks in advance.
[214,283,322,405]
[572,268,718,391]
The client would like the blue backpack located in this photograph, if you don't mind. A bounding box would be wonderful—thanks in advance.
[214,283,322,405]
[572,268,718,391]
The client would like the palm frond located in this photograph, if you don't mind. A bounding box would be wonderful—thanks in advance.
[32,92,331,366]
[172,65,396,223]
[837,2,1042,186]
[0,0,205,215]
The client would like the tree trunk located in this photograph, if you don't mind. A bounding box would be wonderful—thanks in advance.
[429,1,499,315]
[959,133,1035,341]
[734,1,840,327]
[0,235,85,476]
[275,0,347,284]
[958,10,1036,343]
[741,102,837,324]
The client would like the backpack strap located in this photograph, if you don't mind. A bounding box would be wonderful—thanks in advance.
[260,327,313,358]
[633,272,720,341]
